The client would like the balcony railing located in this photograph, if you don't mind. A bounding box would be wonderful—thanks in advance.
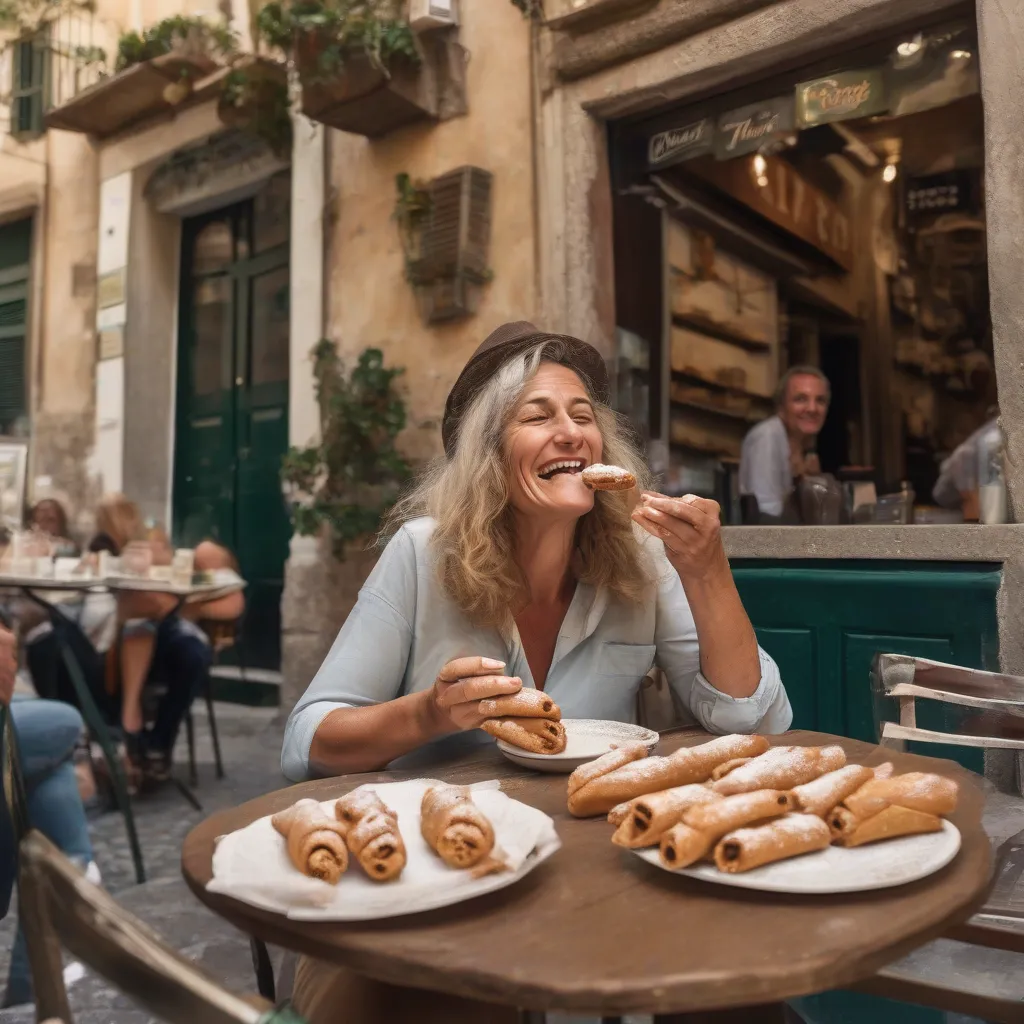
[2,11,106,139]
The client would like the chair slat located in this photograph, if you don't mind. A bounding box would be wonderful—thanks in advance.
[881,722,1024,750]
[888,681,1024,713]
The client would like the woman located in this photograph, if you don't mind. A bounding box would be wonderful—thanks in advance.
[27,499,79,558]
[282,322,791,1022]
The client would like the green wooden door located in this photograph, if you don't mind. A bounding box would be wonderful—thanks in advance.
[0,217,32,437]
[733,560,1001,773]
[174,188,290,670]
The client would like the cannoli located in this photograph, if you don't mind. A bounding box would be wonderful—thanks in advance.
[659,822,713,870]
[607,801,631,827]
[478,689,561,720]
[712,745,847,795]
[843,772,959,819]
[569,734,769,818]
[682,789,793,836]
[834,804,943,848]
[710,757,751,782]
[611,784,720,848]
[714,814,831,874]
[420,783,496,870]
[481,716,567,754]
[827,805,860,842]
[568,743,650,801]
[874,762,895,779]
[790,765,874,818]
[334,788,406,882]
[582,463,637,491]
[271,798,349,884]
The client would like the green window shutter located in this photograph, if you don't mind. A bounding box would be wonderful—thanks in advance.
[10,31,50,139]
[0,297,26,434]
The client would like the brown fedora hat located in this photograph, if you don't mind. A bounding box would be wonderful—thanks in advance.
[441,321,611,456]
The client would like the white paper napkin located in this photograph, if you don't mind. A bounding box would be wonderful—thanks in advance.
[207,778,561,921]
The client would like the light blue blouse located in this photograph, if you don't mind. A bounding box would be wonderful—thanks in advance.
[281,517,793,780]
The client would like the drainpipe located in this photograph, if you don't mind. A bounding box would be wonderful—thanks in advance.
[528,11,544,323]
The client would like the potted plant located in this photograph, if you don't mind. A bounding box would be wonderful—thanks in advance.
[281,340,411,561]
[256,0,438,137]
[218,59,293,155]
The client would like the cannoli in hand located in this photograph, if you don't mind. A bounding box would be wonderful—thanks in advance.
[421,783,497,870]
[714,814,831,873]
[611,784,720,848]
[478,688,561,720]
[272,798,349,884]
[481,716,567,754]
[582,464,636,491]
[569,734,769,818]
[712,745,847,795]
[334,787,406,882]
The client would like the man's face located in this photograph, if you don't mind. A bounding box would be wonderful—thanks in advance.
[779,373,829,439]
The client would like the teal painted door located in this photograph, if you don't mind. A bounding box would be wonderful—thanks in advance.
[174,183,291,670]
[0,217,31,437]
[733,560,1001,773]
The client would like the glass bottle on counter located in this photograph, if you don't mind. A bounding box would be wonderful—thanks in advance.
[978,420,1008,525]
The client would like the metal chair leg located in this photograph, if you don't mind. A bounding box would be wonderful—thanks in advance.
[204,674,224,780]
[185,708,198,788]
[250,937,276,1001]
[56,632,145,884]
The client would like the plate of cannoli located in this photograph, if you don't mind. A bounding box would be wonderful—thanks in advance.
[207,779,560,920]
[566,735,962,893]
[484,689,658,772]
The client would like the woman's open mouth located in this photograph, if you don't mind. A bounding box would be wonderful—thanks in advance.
[537,459,586,480]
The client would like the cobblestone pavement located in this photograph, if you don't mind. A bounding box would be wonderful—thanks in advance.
[0,702,289,1024]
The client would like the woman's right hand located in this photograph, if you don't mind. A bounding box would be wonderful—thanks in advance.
[427,656,522,732]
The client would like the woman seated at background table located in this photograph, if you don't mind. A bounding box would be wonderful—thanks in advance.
[26,498,79,558]
[283,321,792,780]
[283,321,792,1024]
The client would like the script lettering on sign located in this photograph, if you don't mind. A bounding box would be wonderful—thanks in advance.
[647,118,713,169]
[796,68,887,128]
[714,97,795,160]
[689,154,853,271]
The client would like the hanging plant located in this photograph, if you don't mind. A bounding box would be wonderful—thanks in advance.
[115,14,237,72]
[220,63,293,156]
[0,0,94,36]
[393,172,431,281]
[281,341,411,559]
[509,0,543,18]
[255,0,418,84]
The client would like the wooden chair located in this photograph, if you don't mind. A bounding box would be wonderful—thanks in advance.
[859,652,1024,1020]
[18,830,307,1024]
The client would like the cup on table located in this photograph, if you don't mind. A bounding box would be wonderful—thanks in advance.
[172,548,195,588]
[121,543,153,578]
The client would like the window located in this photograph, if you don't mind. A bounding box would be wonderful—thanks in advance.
[0,219,32,437]
[10,31,50,139]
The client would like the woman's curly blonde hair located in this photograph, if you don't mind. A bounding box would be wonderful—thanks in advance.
[382,339,655,628]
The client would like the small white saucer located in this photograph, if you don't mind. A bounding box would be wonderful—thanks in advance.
[496,719,659,774]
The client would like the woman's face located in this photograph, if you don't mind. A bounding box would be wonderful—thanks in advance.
[504,362,604,520]
[32,501,63,537]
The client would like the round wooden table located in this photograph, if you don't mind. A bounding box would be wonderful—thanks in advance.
[181,730,992,1018]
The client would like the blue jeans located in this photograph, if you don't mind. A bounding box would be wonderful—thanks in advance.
[4,697,94,1006]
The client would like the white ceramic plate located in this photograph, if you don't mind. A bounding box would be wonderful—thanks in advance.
[496,719,660,774]
[208,779,561,922]
[633,819,961,894]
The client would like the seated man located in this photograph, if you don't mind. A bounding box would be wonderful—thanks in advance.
[740,366,830,522]
[0,616,99,1007]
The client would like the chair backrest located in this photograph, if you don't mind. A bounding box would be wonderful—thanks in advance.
[18,831,307,1024]
[870,653,1024,752]
[0,702,29,843]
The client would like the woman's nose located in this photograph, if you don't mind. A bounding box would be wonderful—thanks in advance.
[552,414,584,444]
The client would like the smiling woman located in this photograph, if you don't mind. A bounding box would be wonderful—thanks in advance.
[283,320,793,1022]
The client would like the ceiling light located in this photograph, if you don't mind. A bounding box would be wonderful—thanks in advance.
[883,163,897,183]
[897,35,923,58]
[951,48,972,60]
[756,175,769,188]
[752,154,767,177]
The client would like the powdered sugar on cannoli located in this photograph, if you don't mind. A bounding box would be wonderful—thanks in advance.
[582,464,637,491]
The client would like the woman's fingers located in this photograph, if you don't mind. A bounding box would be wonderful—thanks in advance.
[641,493,721,532]
[436,674,522,708]
[632,510,688,555]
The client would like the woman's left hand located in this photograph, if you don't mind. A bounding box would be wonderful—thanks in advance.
[632,492,729,582]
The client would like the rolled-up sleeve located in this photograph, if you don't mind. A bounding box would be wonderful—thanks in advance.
[281,528,417,781]
[654,562,793,735]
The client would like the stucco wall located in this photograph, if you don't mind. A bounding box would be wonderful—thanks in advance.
[324,2,537,465]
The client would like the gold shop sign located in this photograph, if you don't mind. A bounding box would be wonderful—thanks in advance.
[796,68,887,128]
